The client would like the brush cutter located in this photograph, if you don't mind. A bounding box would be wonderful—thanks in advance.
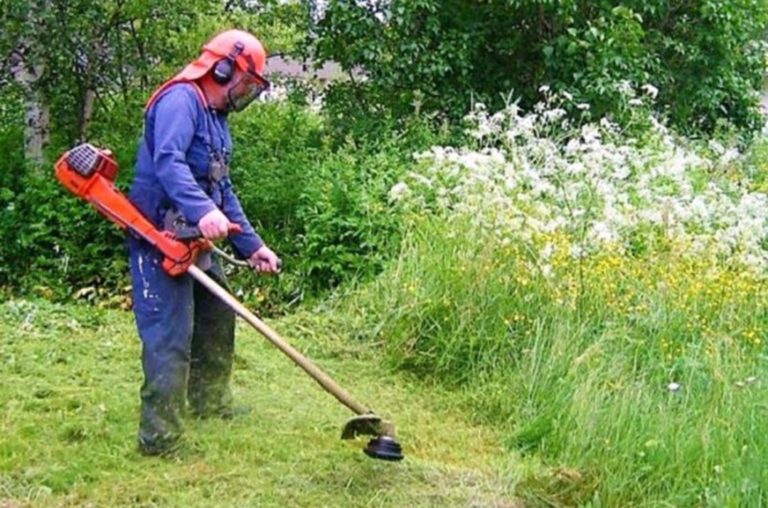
[54,143,403,461]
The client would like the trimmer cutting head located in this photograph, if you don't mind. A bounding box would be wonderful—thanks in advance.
[364,436,403,461]
[341,414,404,461]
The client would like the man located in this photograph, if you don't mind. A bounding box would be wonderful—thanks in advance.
[128,29,281,456]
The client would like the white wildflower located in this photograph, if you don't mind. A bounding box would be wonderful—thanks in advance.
[389,182,410,202]
[667,382,681,392]
[570,245,586,259]
[617,80,634,96]
[720,148,741,165]
[397,98,761,277]
[641,84,659,99]
[600,117,618,132]
[590,222,618,243]
[581,125,601,144]
[708,139,725,156]
[543,108,566,123]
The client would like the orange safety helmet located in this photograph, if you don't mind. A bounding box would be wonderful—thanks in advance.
[146,29,269,111]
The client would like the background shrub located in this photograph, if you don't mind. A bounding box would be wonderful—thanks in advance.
[0,96,443,305]
[229,104,444,301]
[314,0,768,133]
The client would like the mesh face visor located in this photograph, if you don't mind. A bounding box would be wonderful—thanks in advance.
[226,72,271,112]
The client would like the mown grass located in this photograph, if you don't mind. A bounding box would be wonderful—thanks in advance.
[0,298,530,508]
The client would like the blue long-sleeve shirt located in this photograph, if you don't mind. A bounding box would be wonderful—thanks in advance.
[129,82,264,258]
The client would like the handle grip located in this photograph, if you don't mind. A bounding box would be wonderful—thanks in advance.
[174,222,243,241]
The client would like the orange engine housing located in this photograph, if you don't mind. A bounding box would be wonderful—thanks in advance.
[54,143,208,276]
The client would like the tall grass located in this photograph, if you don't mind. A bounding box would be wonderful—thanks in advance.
[339,93,768,505]
[352,216,768,505]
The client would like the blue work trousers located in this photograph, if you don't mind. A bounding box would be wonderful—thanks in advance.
[129,238,235,450]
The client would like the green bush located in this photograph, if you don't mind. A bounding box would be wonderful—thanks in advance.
[0,171,128,298]
[0,86,142,298]
[292,143,405,290]
[0,98,443,303]
[0,84,26,190]
[230,102,443,297]
[229,100,326,250]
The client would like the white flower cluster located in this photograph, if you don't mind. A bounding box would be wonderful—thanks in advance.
[391,91,768,273]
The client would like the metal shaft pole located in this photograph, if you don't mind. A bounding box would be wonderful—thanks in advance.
[187,264,371,416]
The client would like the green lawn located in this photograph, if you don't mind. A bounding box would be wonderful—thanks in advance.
[0,299,523,508]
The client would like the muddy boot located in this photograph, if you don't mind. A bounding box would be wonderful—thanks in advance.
[137,349,190,455]
[138,434,183,457]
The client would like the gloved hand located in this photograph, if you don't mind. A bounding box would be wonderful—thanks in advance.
[248,245,281,274]
[198,209,231,240]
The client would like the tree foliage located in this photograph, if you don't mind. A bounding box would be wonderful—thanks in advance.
[0,1,312,298]
[313,0,768,132]
[0,0,307,162]
[1,0,219,152]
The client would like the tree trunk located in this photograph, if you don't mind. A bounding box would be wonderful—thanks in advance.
[10,47,49,166]
[762,91,768,115]
[24,91,50,164]
[79,89,96,141]
[9,0,54,167]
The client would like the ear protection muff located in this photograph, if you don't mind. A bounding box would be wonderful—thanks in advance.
[212,41,245,85]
